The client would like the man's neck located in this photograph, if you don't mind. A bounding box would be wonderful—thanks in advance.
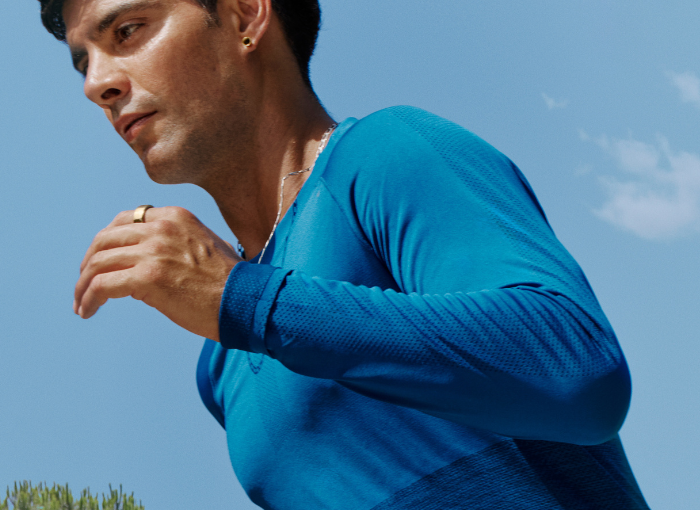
[201,86,335,259]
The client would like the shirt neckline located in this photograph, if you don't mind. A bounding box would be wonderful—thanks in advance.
[250,117,359,264]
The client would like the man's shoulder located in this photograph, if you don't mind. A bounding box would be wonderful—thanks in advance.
[324,106,513,188]
[345,105,482,145]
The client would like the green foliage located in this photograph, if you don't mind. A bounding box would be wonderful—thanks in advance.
[1,482,144,510]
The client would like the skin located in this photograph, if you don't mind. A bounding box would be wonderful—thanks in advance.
[66,0,335,340]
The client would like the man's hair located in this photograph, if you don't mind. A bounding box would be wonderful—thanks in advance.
[38,0,321,87]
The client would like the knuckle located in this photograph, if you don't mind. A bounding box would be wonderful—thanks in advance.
[85,252,103,273]
[115,210,131,224]
[169,206,194,221]
[93,228,108,245]
[91,273,105,293]
[152,218,177,236]
[93,225,115,247]
[148,239,169,255]
[144,264,164,284]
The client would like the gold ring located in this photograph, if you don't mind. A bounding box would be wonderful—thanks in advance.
[133,205,154,223]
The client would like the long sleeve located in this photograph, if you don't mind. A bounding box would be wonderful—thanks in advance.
[218,107,631,446]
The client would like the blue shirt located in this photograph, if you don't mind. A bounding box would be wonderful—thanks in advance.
[197,106,648,509]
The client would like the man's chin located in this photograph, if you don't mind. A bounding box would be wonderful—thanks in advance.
[142,154,210,186]
[142,162,189,185]
[139,147,189,185]
[131,144,181,184]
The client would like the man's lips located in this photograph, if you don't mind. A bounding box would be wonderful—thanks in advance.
[115,111,157,143]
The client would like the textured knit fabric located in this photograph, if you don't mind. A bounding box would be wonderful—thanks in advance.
[197,107,649,509]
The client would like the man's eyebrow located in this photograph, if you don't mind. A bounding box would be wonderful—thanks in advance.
[69,0,163,74]
[94,0,163,37]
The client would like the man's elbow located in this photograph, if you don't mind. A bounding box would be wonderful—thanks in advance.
[557,358,632,446]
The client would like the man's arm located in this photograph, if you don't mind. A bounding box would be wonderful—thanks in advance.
[218,263,630,446]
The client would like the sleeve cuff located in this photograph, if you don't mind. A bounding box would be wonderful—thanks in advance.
[218,262,289,352]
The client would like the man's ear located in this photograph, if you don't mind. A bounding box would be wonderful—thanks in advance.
[223,0,272,49]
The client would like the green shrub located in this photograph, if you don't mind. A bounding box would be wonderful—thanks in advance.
[1,481,144,510]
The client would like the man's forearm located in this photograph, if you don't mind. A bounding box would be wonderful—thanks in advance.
[219,262,631,446]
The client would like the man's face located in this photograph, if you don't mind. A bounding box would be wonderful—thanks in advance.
[64,0,249,185]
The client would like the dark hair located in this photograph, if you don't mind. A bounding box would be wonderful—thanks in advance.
[38,0,321,87]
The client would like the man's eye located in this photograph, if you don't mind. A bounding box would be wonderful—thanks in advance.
[115,24,142,43]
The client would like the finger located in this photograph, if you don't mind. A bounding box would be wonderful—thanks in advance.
[107,209,140,228]
[80,206,193,271]
[107,206,191,228]
[78,267,144,319]
[75,245,142,312]
[79,223,151,273]
[106,206,165,227]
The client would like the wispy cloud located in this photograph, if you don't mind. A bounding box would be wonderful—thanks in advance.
[590,135,700,240]
[667,71,700,109]
[542,93,568,110]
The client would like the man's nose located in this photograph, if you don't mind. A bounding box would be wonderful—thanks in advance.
[83,53,130,109]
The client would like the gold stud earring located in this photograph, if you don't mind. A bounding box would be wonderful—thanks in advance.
[242,37,252,47]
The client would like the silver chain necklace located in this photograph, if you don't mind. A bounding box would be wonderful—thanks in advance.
[239,123,337,263]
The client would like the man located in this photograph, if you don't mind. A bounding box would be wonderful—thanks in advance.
[40,0,649,508]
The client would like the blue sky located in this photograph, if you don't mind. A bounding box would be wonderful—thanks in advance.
[1,1,699,509]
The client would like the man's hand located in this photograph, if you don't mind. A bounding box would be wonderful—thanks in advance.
[74,206,241,341]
